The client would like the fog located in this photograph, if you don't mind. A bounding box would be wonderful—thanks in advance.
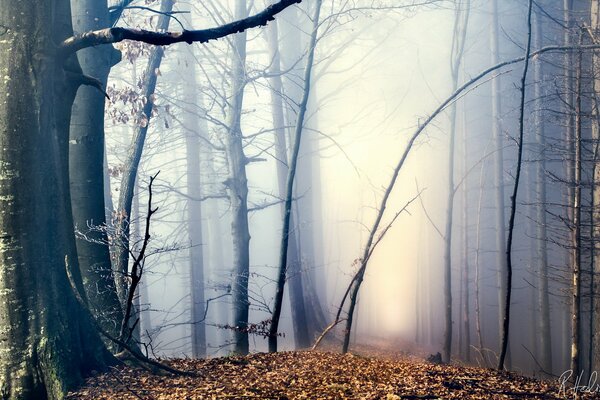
[95,0,596,377]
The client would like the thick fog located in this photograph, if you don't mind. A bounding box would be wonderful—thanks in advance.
[91,0,595,377]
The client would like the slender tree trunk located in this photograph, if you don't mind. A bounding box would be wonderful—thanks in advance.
[570,43,583,380]
[533,6,553,375]
[474,147,487,364]
[266,17,310,349]
[563,0,576,374]
[183,50,207,358]
[226,0,252,355]
[490,0,512,369]
[461,103,471,363]
[269,0,322,352]
[498,0,533,371]
[441,0,469,363]
[0,1,114,397]
[112,0,174,343]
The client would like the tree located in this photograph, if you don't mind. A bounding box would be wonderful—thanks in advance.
[224,0,252,356]
[0,0,301,396]
[112,0,174,321]
[265,16,311,348]
[441,0,469,363]
[498,0,533,371]
[592,0,600,374]
[182,47,207,358]
[532,2,553,374]
[269,0,322,352]
[0,1,112,397]
[489,0,511,369]
[69,0,125,344]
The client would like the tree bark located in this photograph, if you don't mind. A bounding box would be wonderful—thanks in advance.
[69,0,125,348]
[0,1,113,397]
[226,0,252,355]
[570,42,583,380]
[591,0,600,374]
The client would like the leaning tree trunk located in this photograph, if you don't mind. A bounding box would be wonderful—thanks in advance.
[278,2,328,343]
[69,0,125,347]
[226,0,252,355]
[0,1,113,398]
[266,17,310,349]
[112,0,174,336]
[269,0,322,353]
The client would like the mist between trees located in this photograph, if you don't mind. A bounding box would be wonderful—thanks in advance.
[2,0,600,398]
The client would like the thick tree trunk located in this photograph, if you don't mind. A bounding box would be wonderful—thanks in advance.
[266,19,310,349]
[69,0,124,346]
[227,0,251,355]
[0,1,113,398]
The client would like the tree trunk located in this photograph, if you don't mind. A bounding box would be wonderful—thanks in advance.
[461,102,471,363]
[0,1,113,397]
[226,0,252,355]
[498,0,533,371]
[562,0,576,375]
[441,0,469,363]
[266,18,310,349]
[69,0,125,347]
[592,0,600,374]
[490,0,512,369]
[570,44,583,380]
[533,5,553,375]
[269,0,322,353]
[112,0,174,337]
[183,50,207,358]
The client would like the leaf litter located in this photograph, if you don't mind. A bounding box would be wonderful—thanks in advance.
[67,350,590,399]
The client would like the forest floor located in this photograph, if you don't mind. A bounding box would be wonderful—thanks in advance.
[67,342,588,399]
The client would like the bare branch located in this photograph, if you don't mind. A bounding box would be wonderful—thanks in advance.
[60,0,302,56]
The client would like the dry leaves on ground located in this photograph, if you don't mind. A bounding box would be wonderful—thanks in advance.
[67,351,589,399]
